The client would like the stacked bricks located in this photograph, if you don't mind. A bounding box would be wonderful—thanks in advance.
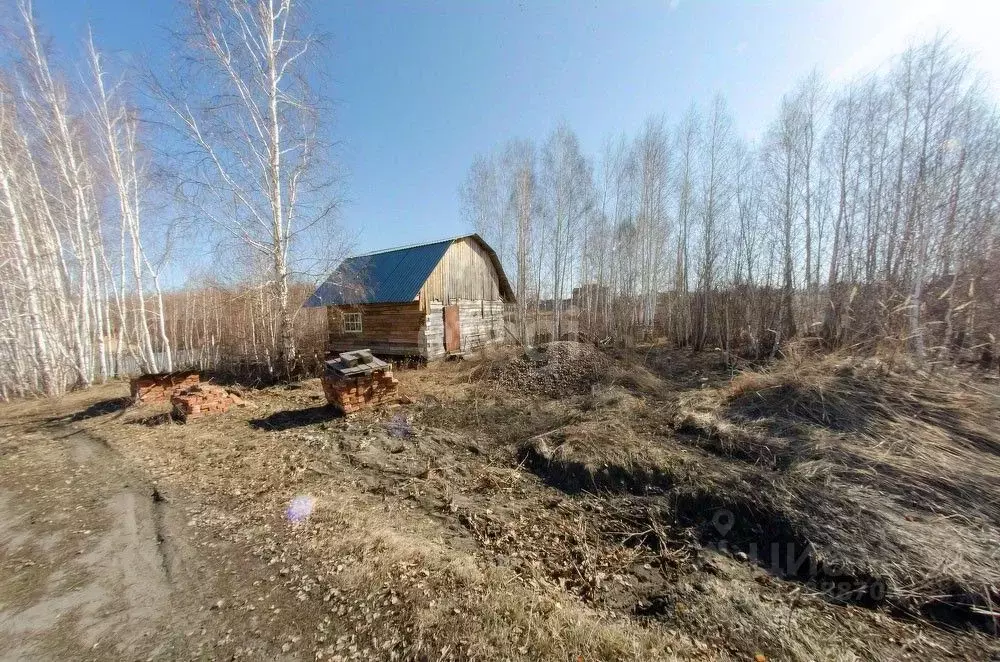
[321,369,399,414]
[321,350,399,414]
[170,384,238,421]
[130,371,200,403]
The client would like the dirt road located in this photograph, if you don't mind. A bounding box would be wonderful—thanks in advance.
[0,400,320,661]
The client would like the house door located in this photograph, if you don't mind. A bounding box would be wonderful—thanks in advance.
[444,304,461,352]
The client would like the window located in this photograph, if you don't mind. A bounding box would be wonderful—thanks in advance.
[342,312,362,334]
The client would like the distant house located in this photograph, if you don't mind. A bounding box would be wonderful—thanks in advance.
[572,283,609,310]
[305,234,515,360]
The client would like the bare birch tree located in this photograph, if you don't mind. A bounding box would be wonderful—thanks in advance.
[541,124,593,339]
[693,95,737,350]
[161,0,340,374]
[87,34,173,374]
[462,139,537,344]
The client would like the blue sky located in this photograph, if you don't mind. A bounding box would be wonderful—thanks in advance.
[32,0,1000,258]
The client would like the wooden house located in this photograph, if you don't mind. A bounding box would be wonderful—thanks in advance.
[305,234,515,360]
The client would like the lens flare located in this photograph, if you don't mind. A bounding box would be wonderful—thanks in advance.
[286,495,316,523]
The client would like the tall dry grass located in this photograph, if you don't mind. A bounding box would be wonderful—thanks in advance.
[676,351,1000,628]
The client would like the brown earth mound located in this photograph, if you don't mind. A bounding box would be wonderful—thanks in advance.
[475,341,621,397]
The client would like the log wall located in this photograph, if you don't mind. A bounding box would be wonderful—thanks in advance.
[327,302,424,356]
[327,298,504,360]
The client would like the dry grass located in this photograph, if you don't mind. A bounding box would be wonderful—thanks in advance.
[675,352,1000,628]
[412,343,1000,636]
[520,419,690,494]
[403,345,1000,654]
[70,379,703,661]
[293,491,698,661]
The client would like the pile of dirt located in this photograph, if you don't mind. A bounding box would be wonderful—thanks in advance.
[474,342,619,397]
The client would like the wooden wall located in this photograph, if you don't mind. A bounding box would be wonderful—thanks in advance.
[327,302,425,356]
[456,299,505,353]
[417,300,505,359]
[327,299,505,359]
[419,301,446,360]
[418,237,502,309]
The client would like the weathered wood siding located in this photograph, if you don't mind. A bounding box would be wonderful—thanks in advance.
[327,302,425,356]
[457,299,505,353]
[416,299,504,358]
[326,299,503,359]
[418,237,501,309]
[419,301,446,360]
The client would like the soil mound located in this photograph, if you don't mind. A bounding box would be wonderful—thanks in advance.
[475,342,617,397]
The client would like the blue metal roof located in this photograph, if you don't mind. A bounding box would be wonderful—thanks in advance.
[305,238,453,306]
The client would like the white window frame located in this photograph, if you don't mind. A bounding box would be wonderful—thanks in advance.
[342,312,363,334]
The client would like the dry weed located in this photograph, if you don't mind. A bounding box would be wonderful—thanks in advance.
[675,353,1000,628]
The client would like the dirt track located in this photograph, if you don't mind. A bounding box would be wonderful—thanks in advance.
[0,401,328,661]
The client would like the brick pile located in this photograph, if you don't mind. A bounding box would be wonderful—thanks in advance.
[170,384,239,421]
[320,349,401,414]
[130,371,200,403]
[321,370,399,414]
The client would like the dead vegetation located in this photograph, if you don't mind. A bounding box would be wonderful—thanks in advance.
[4,342,1000,660]
[674,351,1000,629]
[405,343,1000,657]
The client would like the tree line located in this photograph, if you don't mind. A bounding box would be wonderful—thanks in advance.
[463,36,1000,364]
[0,0,343,399]
[4,6,998,399]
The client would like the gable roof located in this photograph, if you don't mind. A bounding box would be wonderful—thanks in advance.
[305,234,514,307]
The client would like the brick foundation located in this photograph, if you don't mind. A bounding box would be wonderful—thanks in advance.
[130,371,201,403]
[170,384,238,421]
[321,370,399,414]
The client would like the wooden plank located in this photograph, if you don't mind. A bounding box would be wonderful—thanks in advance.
[456,299,504,353]
[419,298,505,355]
[419,300,445,359]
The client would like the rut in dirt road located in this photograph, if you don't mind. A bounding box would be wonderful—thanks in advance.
[0,423,183,660]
